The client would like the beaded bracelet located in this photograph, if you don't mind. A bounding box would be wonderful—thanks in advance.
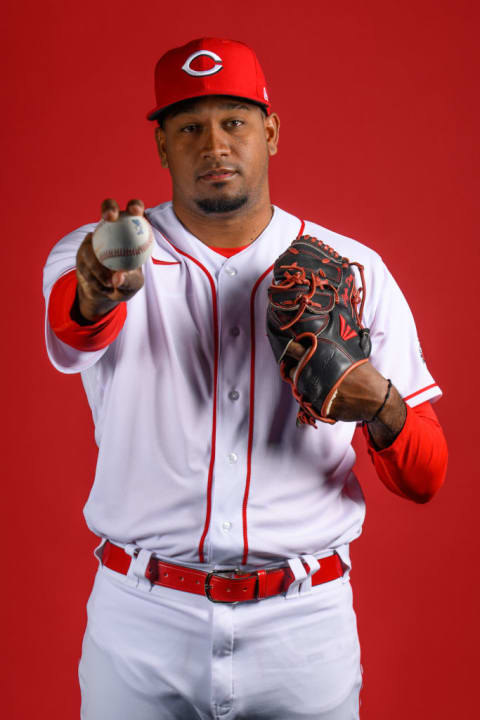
[368,378,392,423]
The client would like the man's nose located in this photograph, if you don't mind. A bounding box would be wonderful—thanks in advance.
[200,123,230,158]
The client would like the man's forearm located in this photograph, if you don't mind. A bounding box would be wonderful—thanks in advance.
[363,401,448,503]
[366,382,408,450]
[48,270,127,351]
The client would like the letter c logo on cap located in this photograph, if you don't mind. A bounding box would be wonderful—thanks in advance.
[182,50,223,77]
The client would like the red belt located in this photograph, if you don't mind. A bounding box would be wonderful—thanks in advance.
[101,541,343,603]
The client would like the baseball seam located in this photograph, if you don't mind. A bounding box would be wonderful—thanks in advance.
[98,238,152,260]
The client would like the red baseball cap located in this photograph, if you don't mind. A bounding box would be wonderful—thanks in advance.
[146,37,271,121]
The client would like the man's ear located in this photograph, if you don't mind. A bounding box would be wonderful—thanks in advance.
[265,112,280,157]
[155,126,169,168]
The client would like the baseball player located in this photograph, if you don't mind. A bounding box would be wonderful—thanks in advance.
[43,37,448,720]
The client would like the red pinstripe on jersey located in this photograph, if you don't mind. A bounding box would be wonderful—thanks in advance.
[157,232,219,564]
[241,220,306,565]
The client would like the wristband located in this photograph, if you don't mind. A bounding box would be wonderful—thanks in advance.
[368,378,392,423]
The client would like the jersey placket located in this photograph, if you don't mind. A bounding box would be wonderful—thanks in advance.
[207,258,252,567]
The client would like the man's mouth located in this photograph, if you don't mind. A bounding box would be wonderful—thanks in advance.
[198,169,237,182]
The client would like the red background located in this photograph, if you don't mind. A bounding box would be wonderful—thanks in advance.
[3,0,478,716]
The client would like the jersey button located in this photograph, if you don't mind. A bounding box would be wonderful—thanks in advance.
[222,521,232,532]
[230,326,240,337]
[225,266,237,277]
[228,390,240,401]
[228,452,238,464]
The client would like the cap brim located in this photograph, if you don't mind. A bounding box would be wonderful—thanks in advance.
[146,93,270,122]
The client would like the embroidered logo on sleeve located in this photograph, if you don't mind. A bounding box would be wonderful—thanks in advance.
[418,339,426,363]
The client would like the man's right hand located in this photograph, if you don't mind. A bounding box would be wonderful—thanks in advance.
[75,198,147,323]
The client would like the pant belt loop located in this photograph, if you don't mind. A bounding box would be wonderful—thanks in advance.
[300,554,320,594]
[285,557,308,599]
[93,538,108,565]
[126,546,153,590]
[335,544,351,582]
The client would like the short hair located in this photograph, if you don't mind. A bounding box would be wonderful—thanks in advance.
[156,96,268,129]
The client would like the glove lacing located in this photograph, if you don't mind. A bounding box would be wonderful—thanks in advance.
[269,238,368,427]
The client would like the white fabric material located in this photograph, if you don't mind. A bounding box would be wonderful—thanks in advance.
[79,564,362,719]
[126,548,153,591]
[43,202,441,567]
[285,555,321,598]
[300,554,321,594]
[285,557,308,598]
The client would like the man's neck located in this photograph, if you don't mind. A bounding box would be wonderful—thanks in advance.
[172,200,274,248]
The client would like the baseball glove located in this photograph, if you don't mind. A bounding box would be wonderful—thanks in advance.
[266,234,372,426]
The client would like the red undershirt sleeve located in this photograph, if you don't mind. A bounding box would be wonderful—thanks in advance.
[362,401,448,503]
[48,247,244,350]
[48,269,127,351]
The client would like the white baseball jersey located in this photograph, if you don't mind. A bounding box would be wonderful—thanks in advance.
[43,202,441,570]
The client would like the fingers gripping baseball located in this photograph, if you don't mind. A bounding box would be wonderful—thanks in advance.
[75,199,148,322]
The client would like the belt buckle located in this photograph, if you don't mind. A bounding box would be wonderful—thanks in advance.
[204,568,241,604]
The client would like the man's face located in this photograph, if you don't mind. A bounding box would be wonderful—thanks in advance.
[155,96,280,217]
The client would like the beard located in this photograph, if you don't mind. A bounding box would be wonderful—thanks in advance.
[195,188,248,214]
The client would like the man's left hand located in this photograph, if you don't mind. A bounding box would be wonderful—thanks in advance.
[286,341,407,449]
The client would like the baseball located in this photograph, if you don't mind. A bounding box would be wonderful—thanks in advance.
[92,215,153,271]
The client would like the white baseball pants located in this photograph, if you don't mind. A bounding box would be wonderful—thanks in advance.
[79,558,362,719]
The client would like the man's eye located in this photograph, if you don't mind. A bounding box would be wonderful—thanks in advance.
[181,124,198,133]
[227,119,244,128]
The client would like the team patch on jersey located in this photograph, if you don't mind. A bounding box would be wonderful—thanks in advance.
[418,340,426,363]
